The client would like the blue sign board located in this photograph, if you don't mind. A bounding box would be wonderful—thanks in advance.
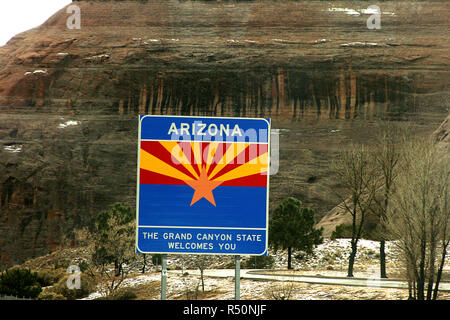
[136,115,270,255]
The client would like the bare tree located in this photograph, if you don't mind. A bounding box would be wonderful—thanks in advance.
[141,254,147,274]
[384,137,449,300]
[332,144,379,277]
[370,123,407,278]
[192,255,214,292]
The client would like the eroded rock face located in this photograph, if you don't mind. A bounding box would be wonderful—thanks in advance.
[0,1,448,267]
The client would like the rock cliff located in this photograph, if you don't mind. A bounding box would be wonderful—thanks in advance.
[0,1,448,266]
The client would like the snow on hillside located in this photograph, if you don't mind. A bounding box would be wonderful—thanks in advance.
[80,239,405,300]
[272,238,400,271]
[138,239,400,273]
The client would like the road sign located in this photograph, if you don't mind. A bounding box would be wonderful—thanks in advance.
[136,115,270,255]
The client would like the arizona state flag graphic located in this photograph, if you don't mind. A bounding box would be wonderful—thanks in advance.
[136,115,270,255]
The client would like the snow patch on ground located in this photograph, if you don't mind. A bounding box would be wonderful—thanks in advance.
[328,7,360,16]
[81,273,161,300]
[3,145,23,153]
[25,70,48,76]
[144,39,161,45]
[272,238,399,271]
[341,42,380,48]
[58,120,79,129]
[313,39,329,45]
[328,7,395,16]
[77,239,448,300]
[33,70,48,74]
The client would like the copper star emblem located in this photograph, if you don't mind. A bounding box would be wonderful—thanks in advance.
[184,166,223,206]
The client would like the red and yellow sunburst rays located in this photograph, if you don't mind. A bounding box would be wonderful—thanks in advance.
[139,141,269,207]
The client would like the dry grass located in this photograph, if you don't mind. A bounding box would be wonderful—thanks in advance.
[132,281,161,300]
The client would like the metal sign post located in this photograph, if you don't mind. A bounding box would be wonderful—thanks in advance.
[235,255,240,300]
[161,254,167,300]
